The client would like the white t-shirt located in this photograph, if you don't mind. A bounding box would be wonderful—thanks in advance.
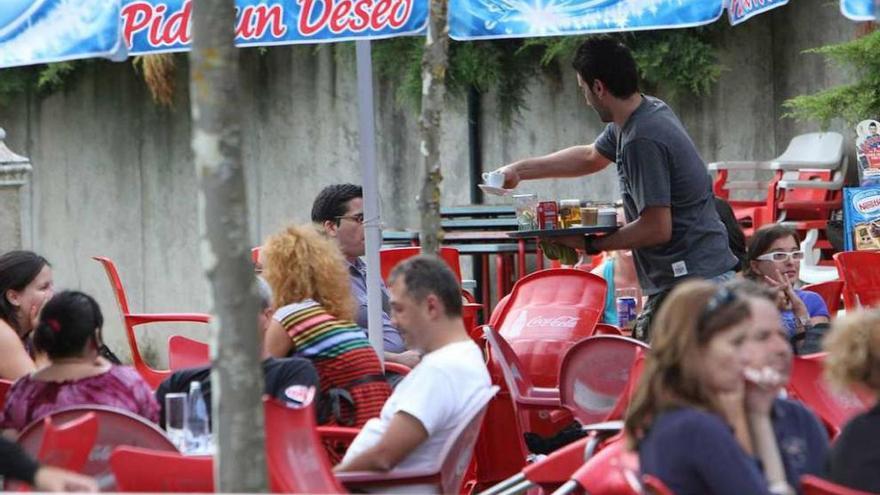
[342,339,491,473]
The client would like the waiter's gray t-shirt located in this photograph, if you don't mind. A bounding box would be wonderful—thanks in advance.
[594,96,736,295]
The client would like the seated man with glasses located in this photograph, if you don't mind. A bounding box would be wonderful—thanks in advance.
[745,224,830,353]
[311,184,421,369]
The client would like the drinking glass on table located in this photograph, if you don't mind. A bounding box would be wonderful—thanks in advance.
[165,393,188,452]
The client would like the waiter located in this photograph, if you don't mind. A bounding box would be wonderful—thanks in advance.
[494,36,737,341]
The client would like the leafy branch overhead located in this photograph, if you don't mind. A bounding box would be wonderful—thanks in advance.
[784,29,880,128]
[372,28,723,125]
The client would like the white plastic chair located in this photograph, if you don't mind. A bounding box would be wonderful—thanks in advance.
[797,227,839,284]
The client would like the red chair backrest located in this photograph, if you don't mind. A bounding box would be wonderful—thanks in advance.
[263,393,345,494]
[483,326,539,401]
[802,280,844,317]
[15,406,176,490]
[110,446,214,492]
[168,335,211,370]
[471,392,531,488]
[379,246,462,283]
[785,170,835,204]
[0,379,11,409]
[37,413,98,473]
[572,438,641,495]
[435,386,499,494]
[522,435,591,490]
[558,336,648,425]
[786,354,874,438]
[801,474,877,495]
[494,269,607,387]
[834,251,880,310]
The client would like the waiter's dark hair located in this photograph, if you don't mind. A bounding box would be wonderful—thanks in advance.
[572,36,639,98]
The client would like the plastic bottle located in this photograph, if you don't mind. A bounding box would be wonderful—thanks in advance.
[185,381,211,454]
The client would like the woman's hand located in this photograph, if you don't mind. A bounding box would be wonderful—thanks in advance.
[763,268,809,322]
[497,165,521,189]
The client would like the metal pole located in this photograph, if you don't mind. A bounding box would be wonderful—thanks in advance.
[355,39,385,363]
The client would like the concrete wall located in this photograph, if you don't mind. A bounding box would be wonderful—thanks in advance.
[0,0,859,365]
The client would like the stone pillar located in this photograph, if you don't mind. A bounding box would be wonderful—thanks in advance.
[0,128,32,253]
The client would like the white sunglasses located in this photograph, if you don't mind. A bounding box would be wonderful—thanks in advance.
[756,250,805,262]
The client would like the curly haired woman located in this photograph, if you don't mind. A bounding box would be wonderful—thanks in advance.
[823,310,880,493]
[262,224,389,427]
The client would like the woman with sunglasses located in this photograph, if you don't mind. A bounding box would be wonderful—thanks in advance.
[0,291,158,432]
[626,280,790,495]
[745,225,829,350]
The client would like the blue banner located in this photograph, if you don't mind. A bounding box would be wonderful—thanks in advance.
[0,0,126,69]
[123,0,428,55]
[449,0,724,40]
[727,0,788,26]
[841,0,873,21]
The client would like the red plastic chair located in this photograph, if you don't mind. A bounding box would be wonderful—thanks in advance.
[92,256,212,388]
[38,413,99,472]
[786,353,874,438]
[168,335,211,370]
[4,413,99,491]
[801,475,877,495]
[483,325,564,434]
[336,386,498,494]
[554,437,641,495]
[15,406,176,491]
[833,251,880,311]
[802,280,844,317]
[558,335,649,426]
[492,269,607,435]
[0,379,10,409]
[110,446,214,492]
[594,323,623,336]
[263,393,346,494]
[379,246,463,283]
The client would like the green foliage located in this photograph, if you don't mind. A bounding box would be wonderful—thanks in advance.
[373,29,723,125]
[783,30,880,128]
[0,62,83,106]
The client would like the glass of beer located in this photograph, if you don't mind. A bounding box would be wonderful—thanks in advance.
[559,199,582,228]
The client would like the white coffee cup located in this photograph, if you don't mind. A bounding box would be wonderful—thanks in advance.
[482,171,506,188]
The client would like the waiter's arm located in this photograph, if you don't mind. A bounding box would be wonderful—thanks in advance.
[500,145,612,188]
[594,206,672,251]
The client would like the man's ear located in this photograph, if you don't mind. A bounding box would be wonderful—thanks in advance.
[424,294,442,319]
[322,219,338,238]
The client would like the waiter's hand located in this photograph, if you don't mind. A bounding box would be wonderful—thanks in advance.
[497,165,521,189]
[550,235,585,251]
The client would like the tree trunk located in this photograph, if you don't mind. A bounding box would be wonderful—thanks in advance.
[189,1,266,491]
[418,0,449,255]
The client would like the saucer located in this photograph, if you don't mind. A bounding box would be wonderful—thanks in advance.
[478,184,513,196]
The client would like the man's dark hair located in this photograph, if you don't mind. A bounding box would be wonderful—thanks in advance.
[571,36,639,99]
[310,184,363,224]
[389,255,462,317]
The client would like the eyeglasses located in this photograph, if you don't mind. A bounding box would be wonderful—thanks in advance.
[756,250,805,262]
[335,213,365,225]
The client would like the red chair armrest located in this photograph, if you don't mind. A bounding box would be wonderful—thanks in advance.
[384,362,412,376]
[336,469,439,487]
[126,313,212,325]
[317,426,361,443]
